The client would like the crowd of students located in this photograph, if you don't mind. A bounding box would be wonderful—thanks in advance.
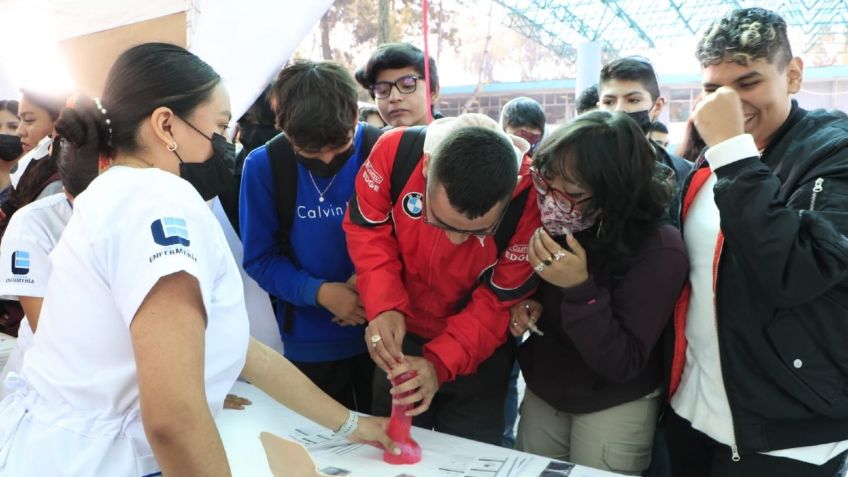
[0,6,845,477]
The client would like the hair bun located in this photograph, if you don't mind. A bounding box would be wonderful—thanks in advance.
[54,96,111,155]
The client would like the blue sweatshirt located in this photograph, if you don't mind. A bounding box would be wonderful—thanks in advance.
[240,124,368,362]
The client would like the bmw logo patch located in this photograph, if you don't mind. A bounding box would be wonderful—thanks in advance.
[402,192,424,219]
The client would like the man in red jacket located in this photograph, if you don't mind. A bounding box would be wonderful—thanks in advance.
[343,114,541,444]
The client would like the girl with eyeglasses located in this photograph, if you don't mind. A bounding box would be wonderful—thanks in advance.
[510,111,688,475]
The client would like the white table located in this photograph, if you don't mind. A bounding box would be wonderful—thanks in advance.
[218,382,626,477]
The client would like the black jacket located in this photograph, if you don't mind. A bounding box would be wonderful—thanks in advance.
[655,143,693,192]
[655,143,693,227]
[676,103,848,453]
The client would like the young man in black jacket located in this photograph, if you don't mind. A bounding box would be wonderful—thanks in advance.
[665,8,848,477]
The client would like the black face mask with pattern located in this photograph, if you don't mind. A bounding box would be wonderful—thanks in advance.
[172,119,236,201]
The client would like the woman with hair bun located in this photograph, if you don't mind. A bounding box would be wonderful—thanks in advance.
[0,43,396,477]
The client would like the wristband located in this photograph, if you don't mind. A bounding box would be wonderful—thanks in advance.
[333,411,359,438]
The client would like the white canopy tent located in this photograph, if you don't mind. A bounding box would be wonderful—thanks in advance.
[0,0,334,123]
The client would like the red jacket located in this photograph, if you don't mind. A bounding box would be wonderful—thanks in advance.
[343,128,541,383]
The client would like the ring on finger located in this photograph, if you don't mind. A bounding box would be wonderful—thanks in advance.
[543,255,553,266]
[533,262,546,273]
[554,250,567,261]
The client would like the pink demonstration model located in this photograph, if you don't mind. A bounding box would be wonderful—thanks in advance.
[383,371,422,464]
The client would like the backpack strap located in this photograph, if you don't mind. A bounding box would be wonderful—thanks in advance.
[359,123,383,163]
[266,133,298,332]
[455,186,533,311]
[493,187,530,254]
[266,133,299,252]
[390,126,427,204]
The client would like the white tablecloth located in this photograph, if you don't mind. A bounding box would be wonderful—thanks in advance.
[218,381,626,477]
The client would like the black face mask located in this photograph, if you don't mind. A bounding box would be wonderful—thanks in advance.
[0,134,22,162]
[625,109,653,135]
[173,119,236,201]
[295,145,354,177]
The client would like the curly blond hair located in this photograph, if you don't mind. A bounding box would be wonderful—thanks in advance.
[696,8,792,69]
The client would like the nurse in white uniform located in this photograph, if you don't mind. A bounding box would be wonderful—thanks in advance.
[0,136,98,397]
[0,43,397,477]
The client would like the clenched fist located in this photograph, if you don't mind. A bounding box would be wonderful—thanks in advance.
[692,86,746,147]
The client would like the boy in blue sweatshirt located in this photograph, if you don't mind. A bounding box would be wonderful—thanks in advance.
[240,60,380,412]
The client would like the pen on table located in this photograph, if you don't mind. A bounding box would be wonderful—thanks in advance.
[524,304,544,336]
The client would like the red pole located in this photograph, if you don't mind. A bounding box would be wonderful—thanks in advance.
[422,0,433,123]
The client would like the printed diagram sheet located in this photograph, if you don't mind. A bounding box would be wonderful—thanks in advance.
[434,454,532,477]
[286,425,582,477]
[287,424,364,454]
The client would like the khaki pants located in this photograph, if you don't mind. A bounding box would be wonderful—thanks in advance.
[516,388,660,476]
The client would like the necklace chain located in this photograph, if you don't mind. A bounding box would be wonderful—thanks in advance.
[308,170,338,202]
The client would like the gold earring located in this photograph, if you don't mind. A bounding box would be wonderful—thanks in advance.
[167,142,178,152]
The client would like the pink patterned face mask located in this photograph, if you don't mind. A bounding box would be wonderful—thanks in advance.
[536,193,598,236]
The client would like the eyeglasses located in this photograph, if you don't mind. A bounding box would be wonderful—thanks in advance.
[529,167,591,214]
[371,75,421,99]
[423,178,507,236]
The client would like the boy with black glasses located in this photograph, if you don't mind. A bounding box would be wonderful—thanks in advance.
[355,43,442,128]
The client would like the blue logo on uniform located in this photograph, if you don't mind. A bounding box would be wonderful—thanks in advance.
[11,251,29,275]
[151,217,190,247]
[402,192,423,219]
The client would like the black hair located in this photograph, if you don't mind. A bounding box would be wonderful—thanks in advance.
[355,43,439,99]
[501,97,546,132]
[576,85,599,115]
[430,126,517,219]
[53,98,102,197]
[533,110,672,257]
[238,84,276,127]
[19,89,67,120]
[599,58,660,103]
[95,43,221,157]
[272,59,358,152]
[697,8,792,69]
[0,100,18,117]
[650,121,668,134]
